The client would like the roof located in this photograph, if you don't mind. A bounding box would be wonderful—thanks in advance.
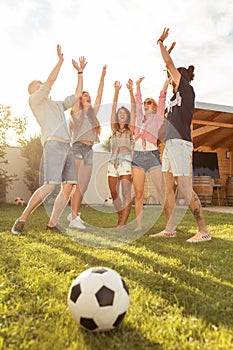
[193,101,233,150]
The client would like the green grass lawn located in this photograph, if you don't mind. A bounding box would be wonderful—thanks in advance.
[0,204,233,350]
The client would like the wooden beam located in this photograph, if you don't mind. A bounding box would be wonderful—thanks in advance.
[192,125,219,138]
[193,119,233,128]
[211,133,233,150]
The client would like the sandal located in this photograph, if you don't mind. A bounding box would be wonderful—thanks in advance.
[187,231,212,243]
[150,230,176,238]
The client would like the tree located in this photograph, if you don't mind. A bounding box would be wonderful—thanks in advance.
[20,136,43,193]
[101,136,111,152]
[0,104,27,202]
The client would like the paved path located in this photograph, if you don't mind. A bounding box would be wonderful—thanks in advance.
[203,206,233,214]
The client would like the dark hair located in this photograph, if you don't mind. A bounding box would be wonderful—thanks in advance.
[115,106,131,130]
[178,65,195,82]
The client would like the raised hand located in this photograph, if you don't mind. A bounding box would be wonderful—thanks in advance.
[114,80,122,91]
[136,77,145,86]
[57,44,64,62]
[79,56,87,71]
[102,65,107,76]
[157,27,170,43]
[72,56,87,72]
[167,42,176,54]
[126,78,133,90]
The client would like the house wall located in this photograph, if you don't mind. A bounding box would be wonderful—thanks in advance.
[4,147,32,203]
[4,147,111,205]
[4,146,232,206]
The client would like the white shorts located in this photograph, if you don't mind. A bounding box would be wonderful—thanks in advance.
[107,153,132,177]
[162,139,193,176]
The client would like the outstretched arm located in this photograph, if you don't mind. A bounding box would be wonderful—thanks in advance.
[135,77,144,124]
[126,79,135,133]
[157,28,180,86]
[71,56,88,115]
[94,65,107,115]
[72,56,87,100]
[45,45,64,89]
[111,81,121,130]
[157,77,169,117]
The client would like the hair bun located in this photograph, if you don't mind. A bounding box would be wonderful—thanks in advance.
[188,65,195,73]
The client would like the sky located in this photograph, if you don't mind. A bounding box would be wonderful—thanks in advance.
[1,0,233,144]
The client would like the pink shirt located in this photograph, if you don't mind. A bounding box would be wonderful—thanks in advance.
[134,91,166,148]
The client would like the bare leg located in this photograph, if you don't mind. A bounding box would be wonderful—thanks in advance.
[149,167,165,206]
[19,184,55,222]
[163,172,176,232]
[119,175,132,226]
[108,176,123,225]
[150,172,176,236]
[48,183,74,226]
[132,167,146,230]
[70,159,92,219]
[177,176,211,241]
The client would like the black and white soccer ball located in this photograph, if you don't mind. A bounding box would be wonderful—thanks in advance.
[104,197,113,206]
[68,266,130,332]
[14,197,25,206]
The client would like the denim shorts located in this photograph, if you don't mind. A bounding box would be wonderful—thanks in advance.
[107,153,132,177]
[43,140,77,184]
[132,149,161,172]
[162,138,193,176]
[72,141,94,166]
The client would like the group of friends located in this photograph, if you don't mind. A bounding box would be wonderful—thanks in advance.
[11,28,212,243]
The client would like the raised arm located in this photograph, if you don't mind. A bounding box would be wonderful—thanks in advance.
[71,56,87,113]
[157,28,180,87]
[126,79,135,133]
[135,77,144,124]
[111,81,122,130]
[93,65,107,115]
[157,77,169,117]
[45,45,64,89]
[72,56,87,98]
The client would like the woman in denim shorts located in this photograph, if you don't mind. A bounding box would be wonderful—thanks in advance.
[67,59,107,229]
[132,76,169,231]
[107,79,135,228]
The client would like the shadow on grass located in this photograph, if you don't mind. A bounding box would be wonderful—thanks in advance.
[1,204,233,348]
[116,232,233,329]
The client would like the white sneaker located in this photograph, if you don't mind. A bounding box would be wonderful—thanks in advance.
[69,216,86,230]
[67,213,85,224]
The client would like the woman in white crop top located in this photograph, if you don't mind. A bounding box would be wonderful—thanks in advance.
[67,57,107,229]
[107,79,135,228]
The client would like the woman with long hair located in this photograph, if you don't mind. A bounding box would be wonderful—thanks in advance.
[68,58,107,229]
[132,76,169,231]
[107,79,135,228]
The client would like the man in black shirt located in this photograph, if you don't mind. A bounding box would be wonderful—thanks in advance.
[151,28,211,243]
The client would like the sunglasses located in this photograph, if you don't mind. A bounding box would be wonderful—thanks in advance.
[143,100,153,105]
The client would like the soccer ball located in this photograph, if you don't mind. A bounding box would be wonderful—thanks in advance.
[14,197,25,206]
[104,197,113,206]
[68,266,130,332]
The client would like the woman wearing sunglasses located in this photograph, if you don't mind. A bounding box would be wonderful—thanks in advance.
[132,76,169,231]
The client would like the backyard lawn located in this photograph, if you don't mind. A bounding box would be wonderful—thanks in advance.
[0,204,233,350]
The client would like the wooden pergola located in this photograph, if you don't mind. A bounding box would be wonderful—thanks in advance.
[192,102,233,151]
